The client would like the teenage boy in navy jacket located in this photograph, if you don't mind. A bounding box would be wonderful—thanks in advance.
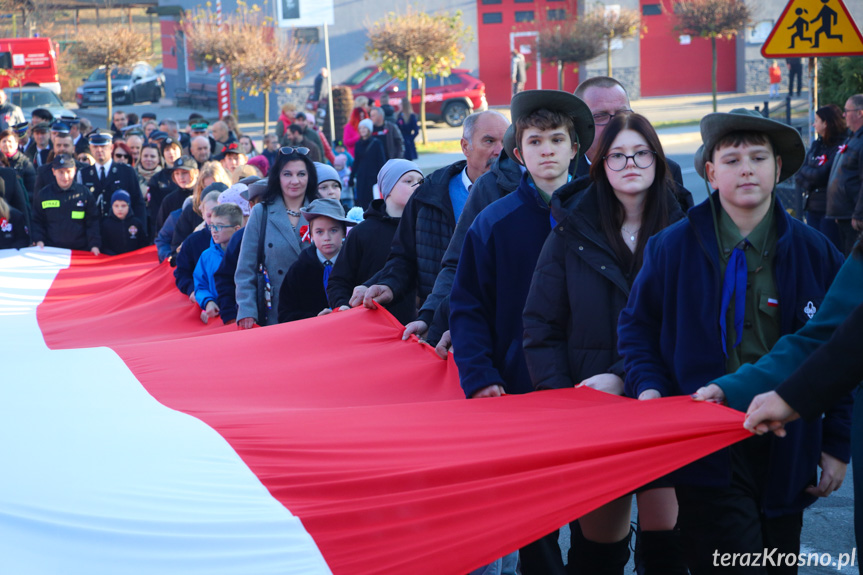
[618,109,850,574]
[449,90,594,575]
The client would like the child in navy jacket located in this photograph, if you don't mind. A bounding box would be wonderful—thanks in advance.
[100,190,148,255]
[277,198,356,323]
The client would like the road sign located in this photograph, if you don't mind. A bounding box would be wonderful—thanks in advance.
[761,0,863,58]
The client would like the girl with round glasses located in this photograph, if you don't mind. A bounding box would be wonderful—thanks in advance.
[235,147,320,328]
[523,112,688,574]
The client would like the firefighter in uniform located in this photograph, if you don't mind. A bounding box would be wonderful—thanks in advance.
[79,132,147,231]
[31,153,101,254]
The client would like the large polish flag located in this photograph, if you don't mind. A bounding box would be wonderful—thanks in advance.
[1,246,750,574]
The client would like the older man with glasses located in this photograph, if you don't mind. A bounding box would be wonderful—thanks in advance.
[573,76,692,211]
[826,94,863,255]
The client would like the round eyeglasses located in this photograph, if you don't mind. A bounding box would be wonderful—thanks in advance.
[603,150,656,171]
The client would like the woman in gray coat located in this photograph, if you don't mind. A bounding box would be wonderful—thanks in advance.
[236,147,319,327]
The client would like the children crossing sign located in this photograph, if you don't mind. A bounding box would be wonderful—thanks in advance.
[761,0,863,57]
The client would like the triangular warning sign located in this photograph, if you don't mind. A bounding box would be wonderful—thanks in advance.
[762,0,863,57]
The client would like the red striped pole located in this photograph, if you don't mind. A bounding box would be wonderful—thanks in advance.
[217,0,231,119]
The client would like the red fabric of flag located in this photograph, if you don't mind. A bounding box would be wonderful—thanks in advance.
[37,249,751,574]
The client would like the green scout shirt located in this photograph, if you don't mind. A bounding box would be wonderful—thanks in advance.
[716,199,781,374]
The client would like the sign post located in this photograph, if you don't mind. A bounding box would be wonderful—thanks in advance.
[761,0,863,144]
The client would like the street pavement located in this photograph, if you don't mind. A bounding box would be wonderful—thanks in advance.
[72,92,857,571]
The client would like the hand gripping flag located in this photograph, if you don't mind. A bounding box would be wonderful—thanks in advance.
[1,246,751,574]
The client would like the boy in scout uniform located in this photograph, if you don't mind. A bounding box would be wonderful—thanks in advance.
[31,154,101,254]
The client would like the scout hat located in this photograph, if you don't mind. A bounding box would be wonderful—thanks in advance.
[502,124,518,165]
[301,198,357,226]
[698,108,805,183]
[241,179,268,202]
[509,89,595,159]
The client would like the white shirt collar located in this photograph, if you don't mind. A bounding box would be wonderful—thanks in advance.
[316,248,339,266]
[97,159,113,174]
[460,167,473,191]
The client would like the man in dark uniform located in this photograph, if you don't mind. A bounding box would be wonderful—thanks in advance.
[60,114,89,155]
[79,132,147,230]
[13,122,30,152]
[30,153,101,254]
[33,132,81,193]
[25,122,52,168]
[49,121,70,149]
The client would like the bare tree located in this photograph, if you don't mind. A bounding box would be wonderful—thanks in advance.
[582,5,643,77]
[71,26,152,128]
[183,3,262,117]
[537,20,604,91]
[673,0,751,112]
[367,8,471,143]
[233,31,306,134]
[0,0,36,37]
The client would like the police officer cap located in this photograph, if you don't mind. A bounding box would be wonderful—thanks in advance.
[51,122,70,135]
[88,132,113,146]
[172,156,199,171]
[51,153,76,169]
[147,130,168,142]
[13,122,29,137]
[60,114,81,125]
[32,122,51,132]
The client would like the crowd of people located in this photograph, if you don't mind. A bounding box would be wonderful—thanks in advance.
[2,79,863,575]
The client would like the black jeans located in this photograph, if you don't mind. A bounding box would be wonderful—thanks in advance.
[675,439,803,574]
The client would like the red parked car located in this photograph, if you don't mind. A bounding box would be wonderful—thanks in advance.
[354,68,488,127]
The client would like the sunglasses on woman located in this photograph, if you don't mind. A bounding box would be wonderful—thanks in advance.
[279,146,310,156]
[114,153,129,160]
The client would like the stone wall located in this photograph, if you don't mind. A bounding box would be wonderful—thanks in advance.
[584,66,640,100]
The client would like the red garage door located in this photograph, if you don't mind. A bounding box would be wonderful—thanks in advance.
[639,0,737,97]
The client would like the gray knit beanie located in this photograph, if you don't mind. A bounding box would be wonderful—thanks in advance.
[377,159,422,200]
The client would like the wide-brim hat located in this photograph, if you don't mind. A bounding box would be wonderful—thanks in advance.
[502,124,519,165]
[301,198,357,226]
[509,90,594,157]
[699,108,804,183]
[241,179,268,201]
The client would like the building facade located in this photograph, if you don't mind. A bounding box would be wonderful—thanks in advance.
[156,0,863,119]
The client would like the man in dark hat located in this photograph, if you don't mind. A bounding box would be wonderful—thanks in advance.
[24,122,52,167]
[449,90,594,575]
[49,121,70,147]
[30,153,101,254]
[618,108,849,574]
[79,132,147,232]
[33,131,82,193]
[13,122,30,152]
[59,114,88,155]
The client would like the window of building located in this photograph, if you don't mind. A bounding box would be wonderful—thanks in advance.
[481,0,502,4]
[482,12,503,24]
[547,8,566,20]
[515,10,535,22]
[642,4,662,16]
